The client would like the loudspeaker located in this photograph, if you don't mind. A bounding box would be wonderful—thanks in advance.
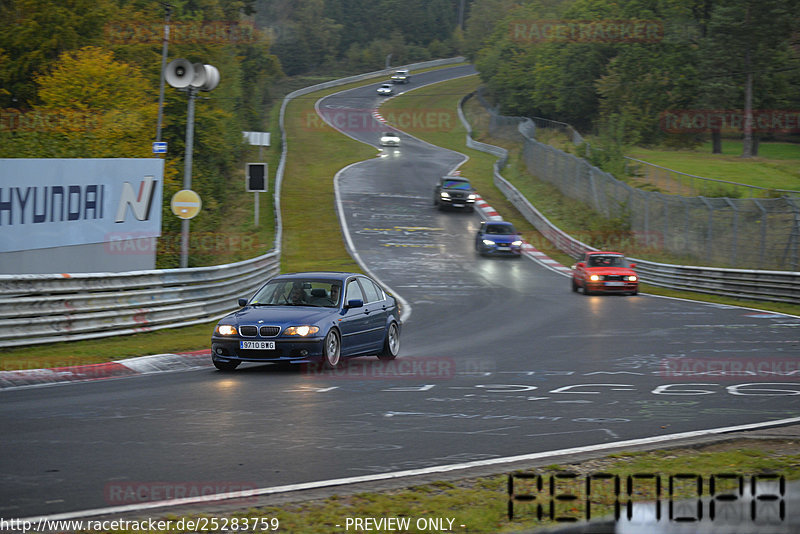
[199,65,220,92]
[191,62,207,88]
[165,59,194,88]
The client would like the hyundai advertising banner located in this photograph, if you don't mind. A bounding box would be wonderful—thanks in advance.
[0,159,164,253]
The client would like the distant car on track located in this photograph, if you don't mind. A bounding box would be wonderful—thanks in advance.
[377,83,394,96]
[379,131,400,146]
[390,69,411,84]
[475,220,523,257]
[434,175,477,211]
[211,272,401,371]
[571,251,638,295]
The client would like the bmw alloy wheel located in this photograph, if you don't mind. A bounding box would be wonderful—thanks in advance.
[323,329,341,368]
[378,322,400,360]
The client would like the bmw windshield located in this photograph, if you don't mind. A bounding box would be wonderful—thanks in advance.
[250,280,342,307]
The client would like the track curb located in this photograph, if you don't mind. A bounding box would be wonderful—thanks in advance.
[0,350,213,390]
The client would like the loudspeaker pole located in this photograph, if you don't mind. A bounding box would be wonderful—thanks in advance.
[180,86,197,268]
[164,58,219,269]
[156,2,172,143]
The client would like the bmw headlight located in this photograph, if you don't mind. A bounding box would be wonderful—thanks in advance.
[467,193,477,200]
[215,324,238,336]
[589,275,600,282]
[284,326,320,337]
[627,275,638,282]
[511,240,522,246]
[482,239,495,246]
[440,191,450,198]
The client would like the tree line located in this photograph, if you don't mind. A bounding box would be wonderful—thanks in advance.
[465,0,800,157]
[0,0,472,267]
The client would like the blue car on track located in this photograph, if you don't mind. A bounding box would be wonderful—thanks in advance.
[211,272,401,371]
[475,220,523,257]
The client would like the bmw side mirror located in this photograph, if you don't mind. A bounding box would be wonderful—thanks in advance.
[238,298,248,307]
[629,263,637,269]
[576,262,585,268]
[345,299,364,309]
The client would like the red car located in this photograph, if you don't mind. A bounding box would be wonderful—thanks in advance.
[571,251,638,295]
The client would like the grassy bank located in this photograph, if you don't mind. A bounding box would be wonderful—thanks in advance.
[384,76,800,317]
[7,69,800,534]
[627,141,800,193]
[0,76,378,369]
[165,439,800,533]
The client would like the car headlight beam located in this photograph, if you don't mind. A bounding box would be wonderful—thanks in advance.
[589,275,600,282]
[284,326,320,337]
[482,239,495,246]
[215,324,238,336]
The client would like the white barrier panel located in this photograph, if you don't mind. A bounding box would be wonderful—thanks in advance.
[0,58,467,347]
[0,159,164,252]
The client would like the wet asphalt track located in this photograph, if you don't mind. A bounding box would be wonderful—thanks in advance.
[1,65,799,519]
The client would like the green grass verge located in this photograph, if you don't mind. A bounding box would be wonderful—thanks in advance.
[626,142,800,193]
[384,76,800,317]
[0,77,375,368]
[0,66,468,369]
[148,440,799,533]
[9,66,800,534]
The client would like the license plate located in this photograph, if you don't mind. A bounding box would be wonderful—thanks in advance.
[605,281,625,287]
[240,340,275,350]
[453,203,464,208]
[497,246,509,250]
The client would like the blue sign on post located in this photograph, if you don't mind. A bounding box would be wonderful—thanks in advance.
[152,142,168,154]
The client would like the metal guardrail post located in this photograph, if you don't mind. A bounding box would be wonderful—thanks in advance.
[0,57,469,347]
[458,89,800,304]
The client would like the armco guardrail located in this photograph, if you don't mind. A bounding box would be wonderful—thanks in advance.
[0,253,280,347]
[458,92,800,306]
[0,58,466,348]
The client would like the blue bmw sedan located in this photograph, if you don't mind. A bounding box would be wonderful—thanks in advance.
[211,272,401,371]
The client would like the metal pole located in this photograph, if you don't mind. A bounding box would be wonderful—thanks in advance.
[255,144,263,226]
[156,4,171,143]
[180,87,196,268]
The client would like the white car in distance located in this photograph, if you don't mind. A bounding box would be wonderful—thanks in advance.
[379,131,400,147]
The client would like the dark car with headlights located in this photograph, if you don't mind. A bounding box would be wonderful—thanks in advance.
[211,272,401,371]
[571,251,638,295]
[434,176,477,211]
[475,220,523,257]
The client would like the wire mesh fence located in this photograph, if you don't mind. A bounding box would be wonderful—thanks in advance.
[472,92,800,270]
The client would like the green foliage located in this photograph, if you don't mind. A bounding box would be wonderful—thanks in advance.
[469,0,800,150]
[255,0,467,75]
[0,0,284,269]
